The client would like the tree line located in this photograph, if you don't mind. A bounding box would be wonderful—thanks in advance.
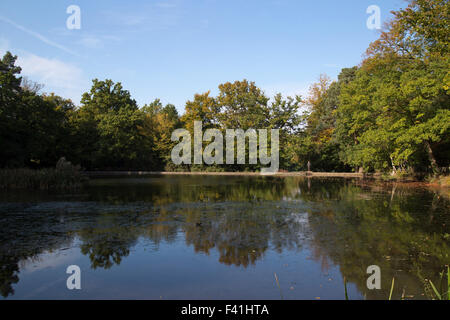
[0,0,448,174]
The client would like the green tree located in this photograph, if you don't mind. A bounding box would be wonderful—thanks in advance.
[0,52,75,167]
[73,79,154,169]
[335,0,449,173]
[216,79,270,130]
[139,99,181,170]
[301,69,356,172]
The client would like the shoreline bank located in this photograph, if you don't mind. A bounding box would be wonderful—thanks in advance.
[84,171,449,188]
[85,171,365,178]
[84,171,371,178]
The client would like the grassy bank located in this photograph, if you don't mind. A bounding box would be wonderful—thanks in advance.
[0,159,86,190]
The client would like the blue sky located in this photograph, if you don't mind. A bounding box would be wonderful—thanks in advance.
[0,0,406,113]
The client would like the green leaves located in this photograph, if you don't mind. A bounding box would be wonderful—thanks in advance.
[429,279,442,300]
[427,266,450,300]
[180,80,303,171]
[73,79,159,170]
[333,1,449,173]
[389,277,395,300]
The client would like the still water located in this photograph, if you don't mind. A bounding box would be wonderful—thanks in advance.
[0,175,448,300]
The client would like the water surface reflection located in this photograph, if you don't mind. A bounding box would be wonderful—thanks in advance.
[0,176,448,299]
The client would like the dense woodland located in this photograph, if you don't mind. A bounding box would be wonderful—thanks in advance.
[0,0,449,175]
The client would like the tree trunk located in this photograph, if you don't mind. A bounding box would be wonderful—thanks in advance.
[425,141,438,173]
[390,156,397,176]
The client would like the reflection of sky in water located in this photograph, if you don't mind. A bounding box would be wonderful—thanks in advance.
[20,248,79,274]
[11,237,361,300]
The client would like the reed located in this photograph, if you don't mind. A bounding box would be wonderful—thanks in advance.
[274,273,283,300]
[0,158,86,190]
[427,266,450,300]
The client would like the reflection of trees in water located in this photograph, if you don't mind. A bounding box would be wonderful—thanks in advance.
[0,209,73,297]
[181,204,310,267]
[305,183,450,300]
[75,201,311,270]
[0,177,448,299]
[0,257,19,298]
[79,228,135,270]
[85,176,301,204]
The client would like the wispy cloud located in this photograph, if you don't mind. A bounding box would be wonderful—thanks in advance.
[78,36,102,48]
[102,3,180,30]
[0,15,79,56]
[0,41,86,103]
[77,35,121,49]
[17,53,87,103]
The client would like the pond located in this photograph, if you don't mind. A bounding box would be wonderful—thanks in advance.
[0,175,448,300]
